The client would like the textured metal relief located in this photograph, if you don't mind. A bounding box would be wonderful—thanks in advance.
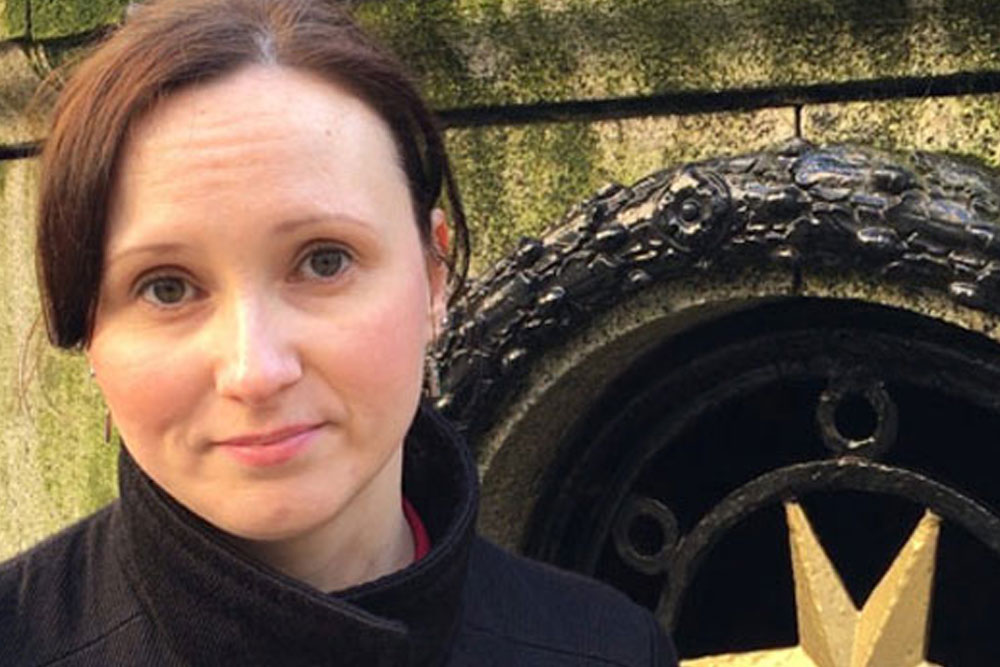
[435,141,1000,439]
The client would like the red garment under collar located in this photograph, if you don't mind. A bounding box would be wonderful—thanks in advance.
[402,497,430,562]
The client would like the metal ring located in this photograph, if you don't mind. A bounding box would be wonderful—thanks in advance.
[816,373,898,459]
[612,495,680,576]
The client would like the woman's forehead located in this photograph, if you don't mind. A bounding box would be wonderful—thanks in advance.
[124,64,398,168]
[107,64,411,242]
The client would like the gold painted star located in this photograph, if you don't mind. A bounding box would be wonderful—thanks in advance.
[682,502,942,667]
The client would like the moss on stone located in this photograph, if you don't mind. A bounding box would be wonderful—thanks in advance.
[803,93,1000,169]
[355,0,482,108]
[448,121,598,272]
[30,0,128,40]
[0,299,116,562]
[0,159,115,560]
[357,0,1000,110]
[33,345,116,521]
[0,0,28,40]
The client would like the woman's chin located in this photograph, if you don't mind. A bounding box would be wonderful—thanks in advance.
[190,492,345,544]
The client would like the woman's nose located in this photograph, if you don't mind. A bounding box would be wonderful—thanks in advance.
[212,295,303,404]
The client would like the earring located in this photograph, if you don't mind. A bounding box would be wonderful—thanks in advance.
[88,367,96,379]
[425,311,446,399]
[104,411,113,445]
[425,354,441,399]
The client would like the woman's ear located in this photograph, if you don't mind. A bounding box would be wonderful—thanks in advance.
[427,208,450,336]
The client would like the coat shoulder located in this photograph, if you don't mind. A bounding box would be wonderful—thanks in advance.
[0,505,145,667]
[457,538,677,666]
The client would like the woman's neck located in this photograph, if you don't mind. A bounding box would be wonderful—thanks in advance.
[234,447,415,592]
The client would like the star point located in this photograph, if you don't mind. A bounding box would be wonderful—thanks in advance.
[680,502,942,667]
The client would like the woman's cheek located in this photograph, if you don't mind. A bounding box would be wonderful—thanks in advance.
[94,333,206,454]
[316,280,429,406]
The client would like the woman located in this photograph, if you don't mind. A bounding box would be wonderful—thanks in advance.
[1,0,677,665]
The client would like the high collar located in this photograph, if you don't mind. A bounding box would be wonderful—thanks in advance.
[112,405,479,667]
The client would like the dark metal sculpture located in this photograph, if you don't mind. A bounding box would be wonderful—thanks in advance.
[436,141,1000,441]
[436,142,1000,661]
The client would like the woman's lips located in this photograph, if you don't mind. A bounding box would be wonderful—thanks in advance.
[216,423,323,467]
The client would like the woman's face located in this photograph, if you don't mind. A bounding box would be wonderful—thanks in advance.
[88,65,445,541]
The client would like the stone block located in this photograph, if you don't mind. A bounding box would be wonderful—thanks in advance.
[802,93,1000,168]
[358,0,1000,110]
[30,0,128,40]
[0,159,115,561]
[0,44,46,147]
[0,0,28,40]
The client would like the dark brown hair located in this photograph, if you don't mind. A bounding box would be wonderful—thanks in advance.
[36,0,469,348]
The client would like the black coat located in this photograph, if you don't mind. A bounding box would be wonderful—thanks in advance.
[1,407,677,666]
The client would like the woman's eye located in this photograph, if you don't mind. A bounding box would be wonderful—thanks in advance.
[138,276,192,306]
[299,246,349,279]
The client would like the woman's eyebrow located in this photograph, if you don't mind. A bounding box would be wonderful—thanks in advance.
[105,242,189,269]
[273,213,379,235]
